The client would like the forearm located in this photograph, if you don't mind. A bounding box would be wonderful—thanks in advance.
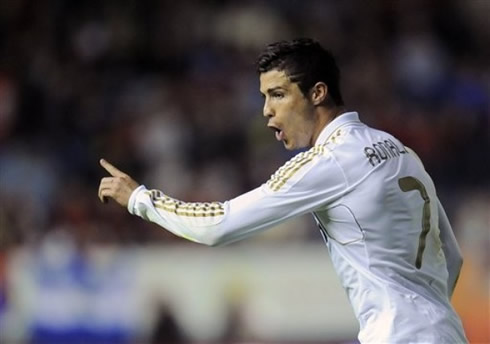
[128,185,311,246]
[128,185,227,245]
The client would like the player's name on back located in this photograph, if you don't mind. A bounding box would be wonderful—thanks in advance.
[364,138,408,167]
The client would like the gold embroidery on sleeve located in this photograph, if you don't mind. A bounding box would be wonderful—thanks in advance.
[146,191,225,217]
[267,145,326,192]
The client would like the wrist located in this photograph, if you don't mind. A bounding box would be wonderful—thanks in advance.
[127,184,146,214]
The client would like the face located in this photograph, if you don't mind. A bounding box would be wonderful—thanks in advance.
[259,70,316,150]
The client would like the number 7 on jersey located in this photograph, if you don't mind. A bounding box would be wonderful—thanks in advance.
[398,176,431,269]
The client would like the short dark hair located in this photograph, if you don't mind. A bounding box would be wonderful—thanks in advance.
[256,38,344,106]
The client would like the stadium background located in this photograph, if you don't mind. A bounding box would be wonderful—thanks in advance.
[0,0,488,343]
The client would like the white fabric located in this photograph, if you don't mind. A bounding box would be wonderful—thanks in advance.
[128,111,467,343]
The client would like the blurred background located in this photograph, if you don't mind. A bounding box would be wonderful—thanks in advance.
[0,0,488,343]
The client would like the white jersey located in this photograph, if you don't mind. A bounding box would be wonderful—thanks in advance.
[128,112,467,343]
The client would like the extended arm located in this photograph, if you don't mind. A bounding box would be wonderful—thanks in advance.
[438,199,463,299]
[100,146,346,246]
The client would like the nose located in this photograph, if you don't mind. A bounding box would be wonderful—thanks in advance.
[263,99,273,118]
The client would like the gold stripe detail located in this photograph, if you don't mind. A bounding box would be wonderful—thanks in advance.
[146,191,225,218]
[327,129,344,144]
[267,145,326,192]
[268,154,311,191]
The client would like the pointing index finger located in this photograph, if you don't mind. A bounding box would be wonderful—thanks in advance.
[100,158,125,177]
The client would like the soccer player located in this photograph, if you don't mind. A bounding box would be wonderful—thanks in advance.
[98,39,467,343]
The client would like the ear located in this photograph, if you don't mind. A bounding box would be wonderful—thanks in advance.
[310,82,328,106]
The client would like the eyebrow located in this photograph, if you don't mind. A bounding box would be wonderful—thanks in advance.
[260,86,286,96]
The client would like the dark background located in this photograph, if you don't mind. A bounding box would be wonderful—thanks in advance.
[0,0,488,343]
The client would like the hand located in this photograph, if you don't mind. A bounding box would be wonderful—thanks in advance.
[98,159,140,208]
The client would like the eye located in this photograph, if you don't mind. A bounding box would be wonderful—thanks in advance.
[272,92,284,99]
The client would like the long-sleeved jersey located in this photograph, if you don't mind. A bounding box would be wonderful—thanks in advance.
[128,112,467,343]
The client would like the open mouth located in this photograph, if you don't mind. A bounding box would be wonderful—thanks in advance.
[268,125,284,141]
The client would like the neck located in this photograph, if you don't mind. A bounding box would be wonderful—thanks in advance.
[311,106,345,145]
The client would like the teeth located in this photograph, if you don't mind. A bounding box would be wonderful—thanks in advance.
[275,130,283,141]
[268,125,282,140]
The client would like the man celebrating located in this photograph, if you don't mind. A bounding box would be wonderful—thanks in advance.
[98,38,467,343]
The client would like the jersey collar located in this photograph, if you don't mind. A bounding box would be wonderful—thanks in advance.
[314,111,360,145]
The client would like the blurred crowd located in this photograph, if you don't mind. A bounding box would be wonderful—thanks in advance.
[0,0,488,343]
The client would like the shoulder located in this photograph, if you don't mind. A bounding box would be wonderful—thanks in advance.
[266,144,337,192]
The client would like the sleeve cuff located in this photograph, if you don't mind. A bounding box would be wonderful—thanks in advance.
[127,185,147,215]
